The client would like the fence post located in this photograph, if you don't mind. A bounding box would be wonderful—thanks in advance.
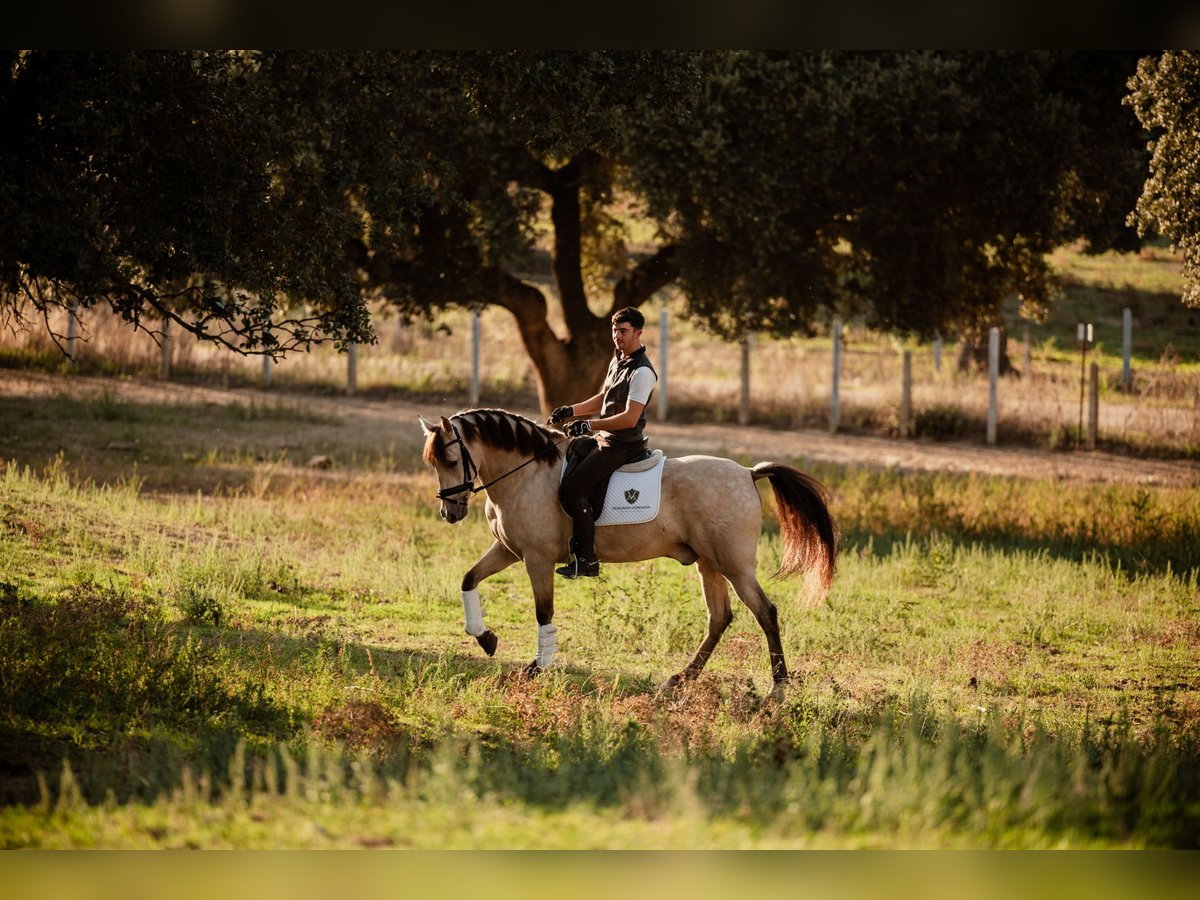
[739,332,752,425]
[66,302,78,362]
[159,316,171,381]
[347,342,358,395]
[1022,327,1032,377]
[933,333,942,374]
[470,306,481,406]
[987,326,999,445]
[1122,307,1132,391]
[262,353,273,388]
[1087,362,1099,450]
[658,302,669,422]
[830,321,842,434]
[900,349,913,438]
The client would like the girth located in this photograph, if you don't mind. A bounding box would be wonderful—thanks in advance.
[561,437,651,521]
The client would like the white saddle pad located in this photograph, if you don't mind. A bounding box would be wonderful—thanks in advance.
[560,449,665,527]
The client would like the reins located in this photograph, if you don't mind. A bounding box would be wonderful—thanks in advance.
[436,420,570,502]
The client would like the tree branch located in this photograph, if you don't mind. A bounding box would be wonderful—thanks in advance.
[611,245,679,314]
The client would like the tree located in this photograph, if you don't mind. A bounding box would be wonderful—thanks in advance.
[2,52,1151,405]
[0,51,376,355]
[1127,51,1200,308]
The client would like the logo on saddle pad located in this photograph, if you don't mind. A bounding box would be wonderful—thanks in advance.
[560,450,665,527]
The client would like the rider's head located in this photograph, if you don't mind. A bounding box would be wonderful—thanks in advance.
[611,307,645,356]
[612,307,645,331]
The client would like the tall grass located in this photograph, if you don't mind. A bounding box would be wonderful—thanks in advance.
[2,424,1197,846]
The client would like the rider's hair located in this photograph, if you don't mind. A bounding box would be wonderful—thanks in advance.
[612,307,644,330]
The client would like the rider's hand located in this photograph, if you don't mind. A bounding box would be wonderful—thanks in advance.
[550,405,573,425]
[567,420,591,437]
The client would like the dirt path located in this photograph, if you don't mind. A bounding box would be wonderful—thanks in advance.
[4,370,1197,487]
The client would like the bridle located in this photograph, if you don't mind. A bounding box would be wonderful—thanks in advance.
[435,424,480,507]
[434,420,569,508]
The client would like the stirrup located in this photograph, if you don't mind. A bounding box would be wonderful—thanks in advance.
[556,554,600,579]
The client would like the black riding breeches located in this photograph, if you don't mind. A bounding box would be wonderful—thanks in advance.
[559,439,644,554]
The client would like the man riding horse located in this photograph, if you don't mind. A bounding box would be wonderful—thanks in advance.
[549,306,657,579]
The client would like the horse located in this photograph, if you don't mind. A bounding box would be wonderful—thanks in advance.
[418,408,838,694]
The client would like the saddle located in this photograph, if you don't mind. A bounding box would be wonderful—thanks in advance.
[560,438,660,522]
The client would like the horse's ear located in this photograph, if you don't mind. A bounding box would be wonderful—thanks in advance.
[439,416,453,433]
[418,415,435,436]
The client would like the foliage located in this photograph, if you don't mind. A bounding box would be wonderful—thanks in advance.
[1,51,1153,408]
[1127,51,1200,308]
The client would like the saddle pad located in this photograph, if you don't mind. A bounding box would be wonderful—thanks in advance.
[559,449,666,527]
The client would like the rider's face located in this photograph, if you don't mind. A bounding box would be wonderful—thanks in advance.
[612,322,641,355]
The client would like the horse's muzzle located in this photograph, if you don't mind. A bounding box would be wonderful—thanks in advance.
[440,502,467,524]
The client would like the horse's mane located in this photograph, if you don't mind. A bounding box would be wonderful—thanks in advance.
[426,408,564,467]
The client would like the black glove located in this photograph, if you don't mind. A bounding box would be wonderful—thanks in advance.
[567,419,591,437]
[549,405,573,425]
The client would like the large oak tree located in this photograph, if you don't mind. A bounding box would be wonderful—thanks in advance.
[1,51,1150,407]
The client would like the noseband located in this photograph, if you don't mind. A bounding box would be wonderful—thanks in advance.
[436,425,478,504]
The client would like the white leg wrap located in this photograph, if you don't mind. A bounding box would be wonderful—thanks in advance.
[537,623,558,669]
[462,589,485,637]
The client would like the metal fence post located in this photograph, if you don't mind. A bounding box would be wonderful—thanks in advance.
[1088,362,1099,450]
[900,349,913,438]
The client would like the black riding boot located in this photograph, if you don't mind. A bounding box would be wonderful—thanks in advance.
[556,499,599,578]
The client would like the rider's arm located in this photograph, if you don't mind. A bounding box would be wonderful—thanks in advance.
[587,399,646,433]
[569,392,605,417]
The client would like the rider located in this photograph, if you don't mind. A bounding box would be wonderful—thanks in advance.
[549,307,657,579]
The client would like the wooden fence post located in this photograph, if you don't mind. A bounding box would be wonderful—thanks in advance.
[987,326,999,445]
[66,303,78,362]
[738,332,752,426]
[933,334,942,374]
[657,302,669,422]
[1122,307,1132,391]
[900,349,913,438]
[159,316,171,381]
[1022,327,1032,377]
[347,342,357,395]
[470,306,481,406]
[830,321,842,434]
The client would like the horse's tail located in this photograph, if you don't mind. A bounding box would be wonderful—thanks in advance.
[751,463,839,588]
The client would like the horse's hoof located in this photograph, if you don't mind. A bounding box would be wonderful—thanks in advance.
[767,679,788,704]
[477,629,498,657]
[523,659,541,678]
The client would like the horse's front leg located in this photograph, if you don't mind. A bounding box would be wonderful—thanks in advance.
[522,556,558,676]
[461,540,520,657]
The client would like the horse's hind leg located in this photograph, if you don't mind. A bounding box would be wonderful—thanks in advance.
[461,540,520,657]
[726,571,788,695]
[662,559,733,692]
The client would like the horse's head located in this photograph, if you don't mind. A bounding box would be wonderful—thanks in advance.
[419,415,476,524]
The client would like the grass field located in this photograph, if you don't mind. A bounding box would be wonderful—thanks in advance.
[1,384,1197,848]
[4,243,1196,459]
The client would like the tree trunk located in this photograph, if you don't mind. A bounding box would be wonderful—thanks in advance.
[957,330,1017,376]
[494,272,613,413]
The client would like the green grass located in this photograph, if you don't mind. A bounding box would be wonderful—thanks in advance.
[1,388,1197,847]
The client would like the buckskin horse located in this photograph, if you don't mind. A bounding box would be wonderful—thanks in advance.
[419,408,838,695]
